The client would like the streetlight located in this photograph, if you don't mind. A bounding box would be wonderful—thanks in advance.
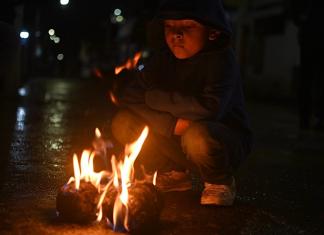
[111,8,125,24]
[114,8,122,16]
[19,31,29,39]
[116,15,124,23]
[57,53,64,61]
[60,0,69,6]
[48,29,55,36]
[54,37,60,44]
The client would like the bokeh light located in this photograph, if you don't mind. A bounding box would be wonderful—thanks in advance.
[57,53,64,61]
[114,8,122,16]
[60,0,69,6]
[20,31,29,39]
[48,29,55,36]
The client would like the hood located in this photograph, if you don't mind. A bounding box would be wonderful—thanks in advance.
[157,0,232,35]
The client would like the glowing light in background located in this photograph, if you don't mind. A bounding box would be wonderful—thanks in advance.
[48,138,64,151]
[116,15,124,23]
[48,30,61,44]
[54,37,60,44]
[60,0,69,6]
[114,8,122,16]
[48,29,55,36]
[111,8,125,24]
[57,53,64,61]
[19,31,29,39]
[18,87,28,97]
[35,45,42,57]
[16,107,26,131]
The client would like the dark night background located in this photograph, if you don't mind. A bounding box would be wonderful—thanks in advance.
[2,0,321,102]
[1,0,324,234]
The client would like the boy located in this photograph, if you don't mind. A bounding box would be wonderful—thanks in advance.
[111,0,252,206]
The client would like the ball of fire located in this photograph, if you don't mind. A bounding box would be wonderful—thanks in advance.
[56,126,163,232]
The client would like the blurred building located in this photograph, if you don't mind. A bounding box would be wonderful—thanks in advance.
[1,0,300,101]
[226,0,299,100]
[0,0,159,85]
[0,1,24,96]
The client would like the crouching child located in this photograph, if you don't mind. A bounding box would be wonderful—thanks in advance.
[111,0,253,206]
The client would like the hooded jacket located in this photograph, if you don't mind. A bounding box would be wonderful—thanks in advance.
[158,0,232,35]
[119,0,252,153]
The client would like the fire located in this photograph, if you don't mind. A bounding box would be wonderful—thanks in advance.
[65,126,153,231]
[109,91,118,105]
[95,127,101,138]
[115,51,142,75]
[66,128,111,193]
[106,126,149,231]
[67,150,107,191]
[153,171,158,186]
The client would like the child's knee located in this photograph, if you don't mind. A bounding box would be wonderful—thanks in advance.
[182,122,222,164]
[111,109,144,144]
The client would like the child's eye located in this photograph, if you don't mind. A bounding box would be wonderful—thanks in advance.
[185,24,196,29]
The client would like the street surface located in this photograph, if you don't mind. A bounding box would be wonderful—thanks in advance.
[0,78,323,234]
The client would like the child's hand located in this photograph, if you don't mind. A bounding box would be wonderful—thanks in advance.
[174,118,192,135]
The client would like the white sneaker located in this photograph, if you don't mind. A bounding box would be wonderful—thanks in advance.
[200,177,236,206]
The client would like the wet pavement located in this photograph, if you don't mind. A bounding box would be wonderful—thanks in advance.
[0,78,324,235]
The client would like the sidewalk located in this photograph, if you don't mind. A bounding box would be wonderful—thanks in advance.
[0,78,323,234]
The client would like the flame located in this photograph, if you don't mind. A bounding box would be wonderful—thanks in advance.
[153,171,158,186]
[67,128,110,191]
[69,150,105,191]
[96,179,113,222]
[109,91,118,105]
[108,126,149,231]
[95,128,101,138]
[115,52,142,75]
[65,126,151,232]
[73,154,81,189]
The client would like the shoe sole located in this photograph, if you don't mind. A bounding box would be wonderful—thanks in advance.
[200,197,234,206]
[157,183,192,192]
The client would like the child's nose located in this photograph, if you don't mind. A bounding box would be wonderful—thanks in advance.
[173,31,183,40]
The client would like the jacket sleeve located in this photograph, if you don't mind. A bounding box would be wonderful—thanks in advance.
[124,103,177,137]
[145,49,238,121]
[118,71,177,137]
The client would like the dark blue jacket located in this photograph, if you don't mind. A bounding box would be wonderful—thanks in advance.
[119,0,252,153]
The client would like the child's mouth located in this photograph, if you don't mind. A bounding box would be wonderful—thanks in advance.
[173,45,184,48]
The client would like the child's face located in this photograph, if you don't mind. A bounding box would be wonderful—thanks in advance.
[164,19,209,59]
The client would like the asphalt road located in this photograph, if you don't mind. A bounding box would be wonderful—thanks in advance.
[0,78,323,235]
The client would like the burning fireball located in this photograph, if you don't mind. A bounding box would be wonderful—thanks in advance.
[56,126,162,232]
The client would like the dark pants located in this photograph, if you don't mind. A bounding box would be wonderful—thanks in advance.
[111,109,246,185]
